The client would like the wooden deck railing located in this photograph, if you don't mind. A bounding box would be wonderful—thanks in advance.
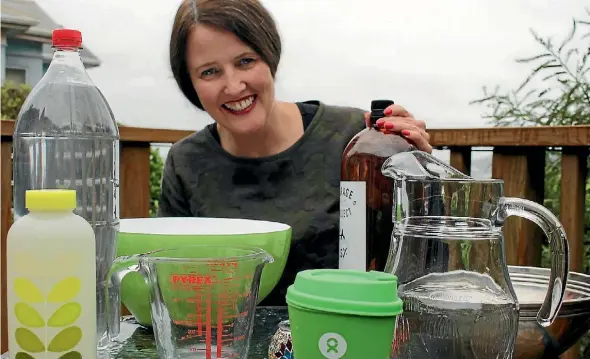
[1,120,589,357]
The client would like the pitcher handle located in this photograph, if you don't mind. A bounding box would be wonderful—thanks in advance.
[384,231,400,274]
[106,255,147,340]
[494,197,569,327]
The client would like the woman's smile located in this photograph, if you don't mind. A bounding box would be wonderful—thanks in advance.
[222,94,257,115]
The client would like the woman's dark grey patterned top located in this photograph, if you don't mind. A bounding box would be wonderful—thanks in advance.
[157,101,366,305]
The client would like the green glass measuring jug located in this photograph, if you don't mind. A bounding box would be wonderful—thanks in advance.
[107,244,274,359]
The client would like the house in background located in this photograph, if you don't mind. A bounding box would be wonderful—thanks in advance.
[1,0,100,86]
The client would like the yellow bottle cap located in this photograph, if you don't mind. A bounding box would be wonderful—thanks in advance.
[26,189,77,211]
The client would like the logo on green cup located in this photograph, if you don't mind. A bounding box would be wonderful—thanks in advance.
[319,333,347,359]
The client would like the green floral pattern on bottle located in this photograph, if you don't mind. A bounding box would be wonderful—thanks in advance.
[14,328,44,352]
[14,303,44,328]
[14,278,44,303]
[48,303,81,327]
[48,327,82,352]
[58,352,83,359]
[47,277,81,303]
[13,276,84,358]
[15,352,35,359]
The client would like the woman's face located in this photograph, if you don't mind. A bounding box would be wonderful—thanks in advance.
[186,24,276,135]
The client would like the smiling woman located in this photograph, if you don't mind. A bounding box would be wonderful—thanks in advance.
[169,0,281,112]
[161,0,432,306]
[187,25,278,136]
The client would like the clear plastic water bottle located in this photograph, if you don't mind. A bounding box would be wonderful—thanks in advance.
[12,28,119,355]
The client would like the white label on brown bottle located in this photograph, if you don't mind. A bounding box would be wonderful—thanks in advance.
[339,181,366,270]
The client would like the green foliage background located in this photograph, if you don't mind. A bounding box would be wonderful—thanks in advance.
[1,81,32,120]
[149,147,164,217]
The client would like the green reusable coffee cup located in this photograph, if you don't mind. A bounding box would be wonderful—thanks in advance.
[286,269,403,359]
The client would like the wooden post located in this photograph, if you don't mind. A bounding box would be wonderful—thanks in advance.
[560,147,588,272]
[449,147,472,175]
[1,139,12,354]
[120,142,151,219]
[560,147,588,359]
[492,147,546,266]
[118,141,151,316]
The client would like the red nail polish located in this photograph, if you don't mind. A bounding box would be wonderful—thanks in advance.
[402,130,410,136]
[376,119,385,126]
[384,108,392,115]
[385,122,394,130]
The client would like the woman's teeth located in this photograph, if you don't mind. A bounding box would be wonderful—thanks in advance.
[224,96,255,112]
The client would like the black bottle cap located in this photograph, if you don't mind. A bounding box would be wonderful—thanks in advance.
[370,99,395,125]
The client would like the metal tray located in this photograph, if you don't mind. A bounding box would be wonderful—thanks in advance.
[510,265,590,318]
[509,266,590,359]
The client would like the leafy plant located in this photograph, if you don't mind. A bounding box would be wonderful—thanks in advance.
[149,147,164,217]
[470,9,590,356]
[1,81,31,120]
[471,8,590,127]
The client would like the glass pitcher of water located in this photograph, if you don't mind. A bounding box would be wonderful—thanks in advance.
[382,151,569,359]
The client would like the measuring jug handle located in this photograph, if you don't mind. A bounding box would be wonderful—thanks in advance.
[494,197,569,327]
[106,255,145,340]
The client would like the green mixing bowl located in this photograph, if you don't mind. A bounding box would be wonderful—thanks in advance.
[115,217,292,326]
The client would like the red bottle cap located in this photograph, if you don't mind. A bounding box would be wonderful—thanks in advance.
[52,29,82,48]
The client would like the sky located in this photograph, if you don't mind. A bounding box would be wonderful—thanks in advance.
[36,0,588,132]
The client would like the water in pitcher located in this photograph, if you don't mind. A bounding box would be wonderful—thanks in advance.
[393,270,518,359]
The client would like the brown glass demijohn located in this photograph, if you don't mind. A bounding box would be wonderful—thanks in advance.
[339,100,413,272]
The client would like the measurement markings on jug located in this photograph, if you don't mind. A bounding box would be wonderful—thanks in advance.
[169,272,250,358]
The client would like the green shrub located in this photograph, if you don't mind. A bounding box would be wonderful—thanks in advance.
[1,81,31,120]
[149,147,164,217]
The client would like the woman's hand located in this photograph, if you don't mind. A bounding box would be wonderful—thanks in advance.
[364,104,432,153]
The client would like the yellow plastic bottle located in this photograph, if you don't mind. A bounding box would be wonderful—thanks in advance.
[7,189,97,359]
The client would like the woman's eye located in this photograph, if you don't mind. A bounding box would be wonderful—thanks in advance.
[238,58,255,66]
[201,68,218,77]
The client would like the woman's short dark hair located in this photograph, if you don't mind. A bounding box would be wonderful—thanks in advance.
[169,0,282,110]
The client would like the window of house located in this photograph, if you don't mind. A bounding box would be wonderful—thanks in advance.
[5,68,27,85]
